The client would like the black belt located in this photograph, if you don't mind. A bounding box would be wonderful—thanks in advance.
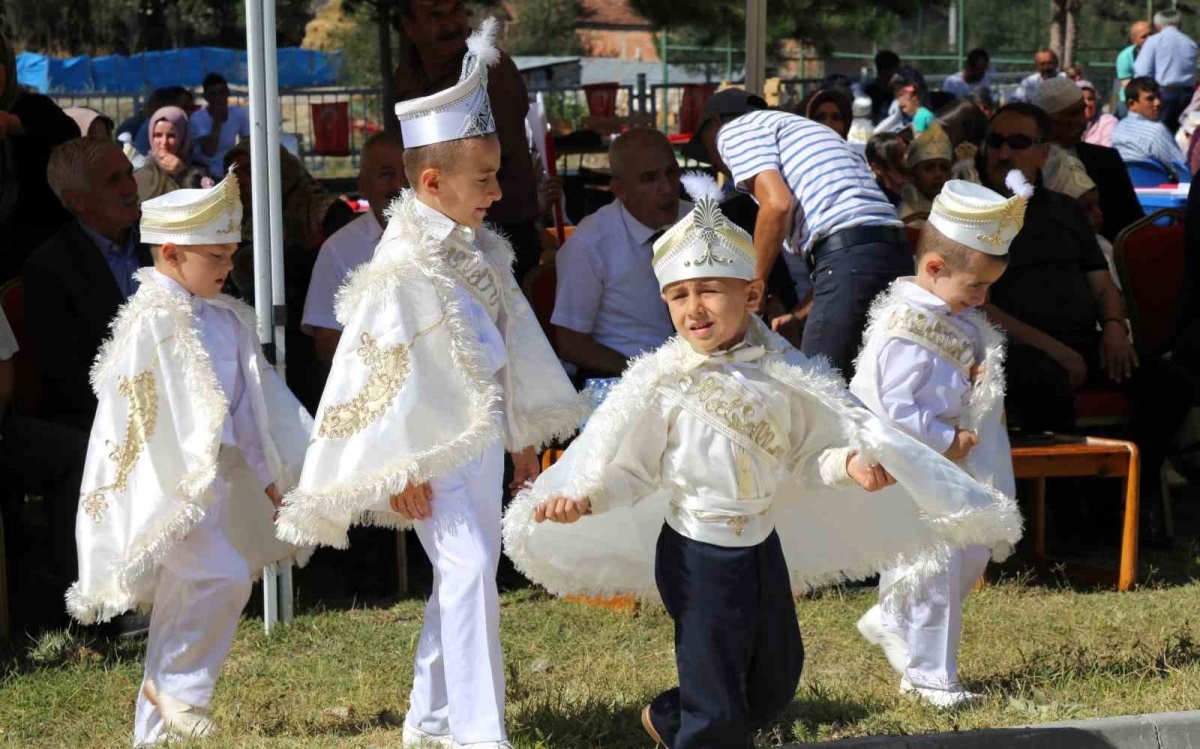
[811,225,908,259]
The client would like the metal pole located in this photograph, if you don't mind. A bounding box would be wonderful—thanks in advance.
[745,0,767,95]
[661,28,669,132]
[958,0,966,72]
[726,31,733,82]
[261,0,294,627]
[247,0,280,635]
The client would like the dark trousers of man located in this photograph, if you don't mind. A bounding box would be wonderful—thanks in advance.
[1160,86,1193,136]
[648,525,803,749]
[1004,340,1194,536]
[0,415,88,628]
[804,227,914,378]
[495,219,543,286]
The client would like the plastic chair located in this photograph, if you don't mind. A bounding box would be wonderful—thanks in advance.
[1113,208,1186,357]
[1125,158,1175,187]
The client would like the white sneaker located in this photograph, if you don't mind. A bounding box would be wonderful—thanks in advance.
[403,724,455,748]
[900,677,984,709]
[452,742,513,749]
[142,679,215,739]
[856,605,910,675]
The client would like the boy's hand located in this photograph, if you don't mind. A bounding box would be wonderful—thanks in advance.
[944,429,980,461]
[969,364,986,383]
[390,482,433,521]
[535,496,592,523]
[510,447,540,490]
[265,483,283,509]
[846,453,896,492]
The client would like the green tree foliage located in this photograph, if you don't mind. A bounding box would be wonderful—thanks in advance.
[505,0,588,56]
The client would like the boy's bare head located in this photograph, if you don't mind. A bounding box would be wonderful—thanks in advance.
[914,225,1008,314]
[404,133,502,228]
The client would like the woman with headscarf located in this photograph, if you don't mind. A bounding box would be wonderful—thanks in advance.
[133,106,208,201]
[63,107,115,139]
[0,33,80,283]
[1078,80,1117,148]
[804,88,853,140]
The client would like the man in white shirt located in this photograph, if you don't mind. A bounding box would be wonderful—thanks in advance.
[302,131,407,363]
[190,73,253,180]
[1014,49,1065,102]
[942,48,992,98]
[552,127,688,377]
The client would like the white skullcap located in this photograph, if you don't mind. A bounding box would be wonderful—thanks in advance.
[928,171,1033,255]
[140,171,242,246]
[1034,76,1084,115]
[394,18,499,148]
[653,173,756,290]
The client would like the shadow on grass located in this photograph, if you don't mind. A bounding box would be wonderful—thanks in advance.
[510,692,650,748]
[269,708,407,739]
[0,625,145,678]
[774,681,891,745]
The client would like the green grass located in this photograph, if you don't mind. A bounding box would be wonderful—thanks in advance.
[3,577,1200,748]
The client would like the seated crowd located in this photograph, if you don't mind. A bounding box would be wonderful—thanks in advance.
[1,29,1199,640]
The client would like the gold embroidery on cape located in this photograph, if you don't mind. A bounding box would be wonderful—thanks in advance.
[444,244,502,321]
[82,369,159,523]
[885,307,976,377]
[317,318,445,440]
[675,373,785,459]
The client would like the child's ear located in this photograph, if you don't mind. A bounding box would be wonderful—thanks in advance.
[160,242,181,265]
[745,279,766,310]
[924,256,946,277]
[420,167,440,196]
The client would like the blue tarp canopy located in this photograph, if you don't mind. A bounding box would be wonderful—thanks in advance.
[16,46,342,92]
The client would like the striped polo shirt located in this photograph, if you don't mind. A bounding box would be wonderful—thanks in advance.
[717,109,901,257]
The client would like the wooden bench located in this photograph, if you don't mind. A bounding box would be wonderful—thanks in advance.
[1010,435,1140,591]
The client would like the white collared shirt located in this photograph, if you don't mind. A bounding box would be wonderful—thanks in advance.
[589,338,855,548]
[872,280,984,454]
[551,200,687,359]
[150,269,273,489]
[303,211,384,334]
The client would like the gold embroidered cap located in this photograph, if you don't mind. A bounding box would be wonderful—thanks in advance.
[905,122,952,168]
[140,170,242,245]
[394,17,499,148]
[928,170,1033,256]
[652,172,756,290]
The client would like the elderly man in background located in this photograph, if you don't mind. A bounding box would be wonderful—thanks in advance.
[1014,48,1064,102]
[980,103,1192,545]
[551,128,687,379]
[1116,21,1153,95]
[22,137,150,431]
[1112,77,1187,176]
[1036,77,1143,241]
[303,131,407,364]
[394,0,542,282]
[1134,10,1197,128]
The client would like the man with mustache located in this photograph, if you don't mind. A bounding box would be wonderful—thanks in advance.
[23,137,149,431]
[393,0,541,283]
[552,127,689,379]
[302,131,408,364]
[979,103,1192,547]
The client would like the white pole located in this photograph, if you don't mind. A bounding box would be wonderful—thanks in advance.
[246,0,281,635]
[745,0,767,95]
[261,0,295,627]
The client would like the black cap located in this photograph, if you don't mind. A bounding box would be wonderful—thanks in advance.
[681,89,768,163]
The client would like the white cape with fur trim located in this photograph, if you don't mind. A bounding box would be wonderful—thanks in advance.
[850,279,1020,593]
[276,191,585,548]
[503,320,1023,603]
[69,269,313,624]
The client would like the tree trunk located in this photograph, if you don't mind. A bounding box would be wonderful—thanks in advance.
[377,0,398,133]
[1063,0,1081,69]
[1049,0,1066,61]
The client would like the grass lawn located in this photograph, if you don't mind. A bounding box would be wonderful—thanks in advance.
[3,574,1200,748]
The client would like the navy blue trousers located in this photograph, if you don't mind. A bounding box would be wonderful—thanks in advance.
[648,524,804,749]
[803,236,913,378]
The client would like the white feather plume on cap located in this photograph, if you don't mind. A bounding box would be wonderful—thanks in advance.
[652,172,757,289]
[393,18,499,148]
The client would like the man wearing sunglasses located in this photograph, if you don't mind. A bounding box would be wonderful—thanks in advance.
[980,102,1192,545]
